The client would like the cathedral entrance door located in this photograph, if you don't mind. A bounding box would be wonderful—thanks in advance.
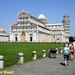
[15,37,17,42]
[30,34,33,42]
[21,32,26,42]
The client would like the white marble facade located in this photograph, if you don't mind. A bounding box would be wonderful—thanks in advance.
[0,28,9,42]
[10,10,70,42]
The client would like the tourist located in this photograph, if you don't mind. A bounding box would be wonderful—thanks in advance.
[69,42,74,60]
[63,44,69,67]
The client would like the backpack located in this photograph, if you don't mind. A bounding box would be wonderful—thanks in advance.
[70,45,74,52]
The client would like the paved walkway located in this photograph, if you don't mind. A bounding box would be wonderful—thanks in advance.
[1,54,75,75]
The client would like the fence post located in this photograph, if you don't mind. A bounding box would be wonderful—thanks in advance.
[56,48,58,54]
[42,50,46,57]
[18,53,24,64]
[0,55,4,69]
[32,51,37,60]
[60,47,63,53]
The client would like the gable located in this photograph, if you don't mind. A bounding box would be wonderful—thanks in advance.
[18,11,30,18]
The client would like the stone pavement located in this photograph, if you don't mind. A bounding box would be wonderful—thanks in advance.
[1,54,75,75]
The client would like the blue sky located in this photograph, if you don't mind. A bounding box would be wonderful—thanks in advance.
[0,0,75,36]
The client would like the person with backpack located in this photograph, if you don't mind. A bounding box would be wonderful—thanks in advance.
[69,43,74,60]
[63,44,70,67]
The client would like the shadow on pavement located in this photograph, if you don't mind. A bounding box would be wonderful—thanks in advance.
[60,63,65,66]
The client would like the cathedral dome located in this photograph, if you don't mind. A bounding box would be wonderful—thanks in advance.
[0,27,6,34]
[38,12,46,20]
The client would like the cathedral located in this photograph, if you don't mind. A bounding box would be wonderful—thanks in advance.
[10,10,70,42]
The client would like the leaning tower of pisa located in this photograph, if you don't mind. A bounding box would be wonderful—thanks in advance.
[62,15,70,42]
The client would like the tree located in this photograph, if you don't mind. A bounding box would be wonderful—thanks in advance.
[69,36,73,42]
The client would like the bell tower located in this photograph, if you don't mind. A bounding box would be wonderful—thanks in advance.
[62,15,70,42]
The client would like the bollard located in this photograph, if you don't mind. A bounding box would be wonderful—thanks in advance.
[0,55,4,69]
[42,50,46,57]
[60,47,63,53]
[56,48,58,54]
[32,51,37,60]
[18,53,24,64]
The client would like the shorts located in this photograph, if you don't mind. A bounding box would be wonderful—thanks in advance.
[64,54,69,61]
[70,52,74,55]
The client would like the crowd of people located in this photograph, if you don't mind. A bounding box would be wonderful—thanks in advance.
[63,42,75,67]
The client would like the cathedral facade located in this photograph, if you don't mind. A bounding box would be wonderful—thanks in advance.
[10,10,70,42]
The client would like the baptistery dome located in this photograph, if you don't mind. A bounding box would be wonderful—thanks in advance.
[0,27,6,34]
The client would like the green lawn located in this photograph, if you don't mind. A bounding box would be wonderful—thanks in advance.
[0,42,64,67]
